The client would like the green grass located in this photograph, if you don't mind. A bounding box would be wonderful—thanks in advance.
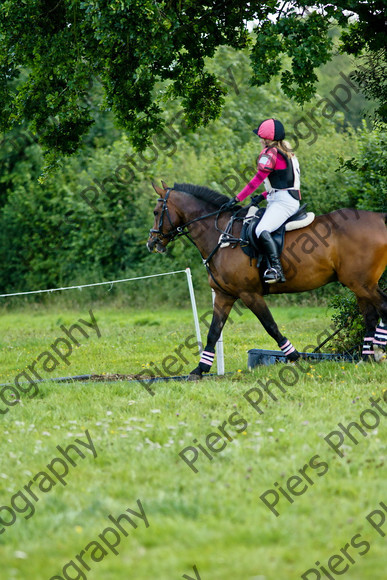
[0,303,386,580]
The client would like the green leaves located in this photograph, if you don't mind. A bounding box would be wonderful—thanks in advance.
[0,1,385,161]
[251,11,332,104]
[0,42,384,298]
[338,124,387,213]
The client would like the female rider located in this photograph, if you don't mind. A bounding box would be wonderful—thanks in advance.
[226,118,301,284]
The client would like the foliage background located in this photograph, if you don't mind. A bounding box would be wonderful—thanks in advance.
[0,44,385,308]
[0,9,386,580]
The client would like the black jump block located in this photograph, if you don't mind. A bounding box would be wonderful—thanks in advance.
[247,349,358,369]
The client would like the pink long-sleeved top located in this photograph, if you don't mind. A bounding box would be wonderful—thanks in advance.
[236,147,287,202]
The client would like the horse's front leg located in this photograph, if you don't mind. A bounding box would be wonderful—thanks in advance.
[240,291,300,361]
[189,291,236,380]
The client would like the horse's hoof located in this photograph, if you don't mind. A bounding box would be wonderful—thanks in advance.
[374,347,386,363]
[287,350,300,362]
[188,367,203,381]
[188,373,203,381]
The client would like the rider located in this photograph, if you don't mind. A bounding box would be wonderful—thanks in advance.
[226,118,301,284]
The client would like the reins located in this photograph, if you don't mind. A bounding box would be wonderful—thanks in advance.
[149,188,241,294]
[149,188,229,243]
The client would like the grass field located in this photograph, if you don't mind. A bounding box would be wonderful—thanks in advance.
[0,302,386,580]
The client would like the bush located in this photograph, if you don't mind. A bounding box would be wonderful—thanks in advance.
[337,123,387,212]
[329,291,365,354]
[329,125,387,351]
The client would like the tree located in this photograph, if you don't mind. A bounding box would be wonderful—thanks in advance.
[0,1,385,161]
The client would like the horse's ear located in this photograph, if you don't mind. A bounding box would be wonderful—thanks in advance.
[152,182,165,196]
[161,180,169,190]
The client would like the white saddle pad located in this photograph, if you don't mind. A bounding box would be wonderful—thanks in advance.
[285,212,315,231]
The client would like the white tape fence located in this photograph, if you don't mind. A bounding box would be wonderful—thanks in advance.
[0,268,225,375]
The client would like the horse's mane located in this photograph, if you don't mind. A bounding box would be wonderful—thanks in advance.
[173,182,230,208]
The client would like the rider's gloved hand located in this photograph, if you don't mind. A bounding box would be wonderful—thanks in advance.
[251,193,265,205]
[223,197,239,210]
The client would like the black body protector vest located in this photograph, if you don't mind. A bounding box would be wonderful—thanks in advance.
[263,149,301,200]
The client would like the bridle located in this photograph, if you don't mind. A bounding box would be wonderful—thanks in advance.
[148,188,227,243]
[148,187,243,294]
[149,189,179,241]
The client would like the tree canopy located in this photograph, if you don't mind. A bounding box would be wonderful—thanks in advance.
[0,0,385,160]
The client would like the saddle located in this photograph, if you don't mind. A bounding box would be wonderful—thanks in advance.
[239,203,314,262]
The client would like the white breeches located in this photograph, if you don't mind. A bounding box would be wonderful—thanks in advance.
[255,190,300,238]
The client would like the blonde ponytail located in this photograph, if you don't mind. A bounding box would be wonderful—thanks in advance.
[263,138,294,158]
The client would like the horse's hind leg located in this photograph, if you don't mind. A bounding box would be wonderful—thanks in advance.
[356,286,387,360]
[375,287,387,323]
[372,287,387,360]
[189,291,236,379]
[240,291,300,361]
[357,296,379,359]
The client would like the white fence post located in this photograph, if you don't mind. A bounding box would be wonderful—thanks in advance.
[185,268,203,354]
[212,289,225,375]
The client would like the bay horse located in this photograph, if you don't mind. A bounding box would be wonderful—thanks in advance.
[147,181,387,378]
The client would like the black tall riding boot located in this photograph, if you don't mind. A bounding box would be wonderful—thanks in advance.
[259,230,286,283]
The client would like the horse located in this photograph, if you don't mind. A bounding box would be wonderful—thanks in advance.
[147,181,387,378]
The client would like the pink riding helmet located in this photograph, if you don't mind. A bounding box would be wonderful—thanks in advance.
[253,118,285,141]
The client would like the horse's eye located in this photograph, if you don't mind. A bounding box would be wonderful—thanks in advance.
[153,210,159,216]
